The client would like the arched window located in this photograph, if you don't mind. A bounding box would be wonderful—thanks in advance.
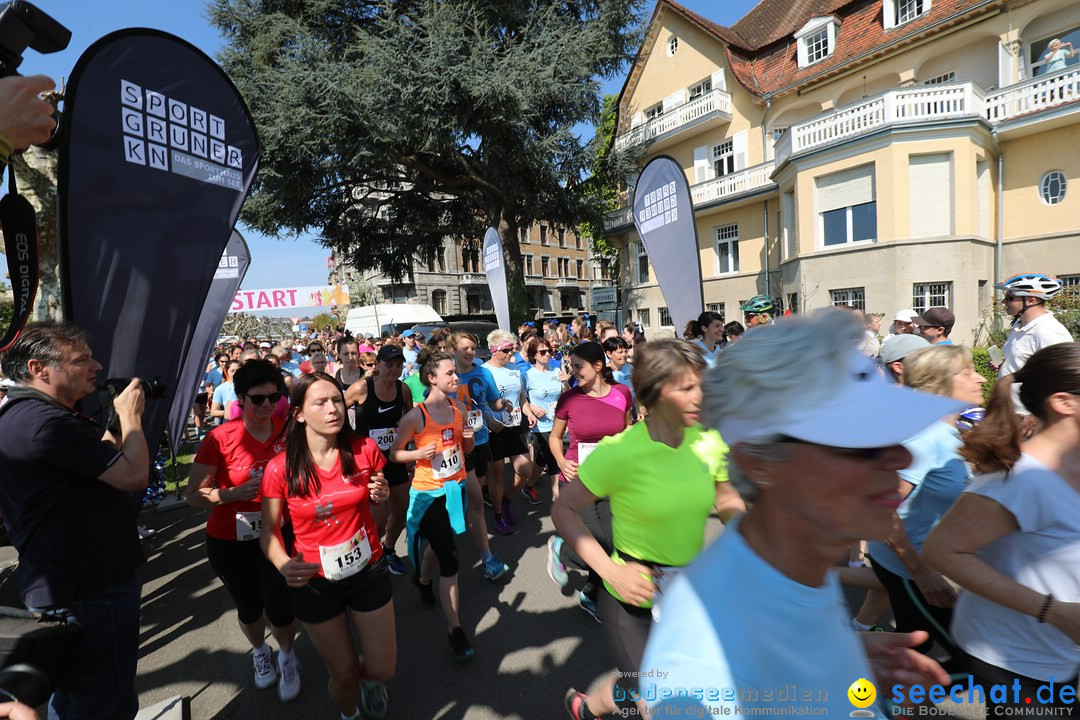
[431,289,447,315]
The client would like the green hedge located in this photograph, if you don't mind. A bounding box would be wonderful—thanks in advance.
[970,347,996,404]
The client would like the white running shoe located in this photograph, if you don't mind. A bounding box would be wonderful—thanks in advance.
[277,651,301,702]
[252,647,277,690]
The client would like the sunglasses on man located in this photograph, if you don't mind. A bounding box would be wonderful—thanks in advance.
[246,392,284,406]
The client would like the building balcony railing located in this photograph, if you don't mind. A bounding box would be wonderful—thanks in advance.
[614,89,733,152]
[604,161,777,232]
[692,161,776,206]
[459,273,487,285]
[775,69,1080,165]
[556,276,584,289]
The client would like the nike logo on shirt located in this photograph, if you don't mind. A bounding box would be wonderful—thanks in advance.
[377,406,395,413]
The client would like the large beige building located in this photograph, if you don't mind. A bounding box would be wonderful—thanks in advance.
[605,0,1080,343]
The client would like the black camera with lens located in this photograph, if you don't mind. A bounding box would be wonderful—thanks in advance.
[0,606,81,707]
[0,1,71,148]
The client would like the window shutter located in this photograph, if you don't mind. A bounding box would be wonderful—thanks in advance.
[630,112,645,129]
[883,0,896,29]
[711,69,727,92]
[816,165,875,213]
[732,130,748,171]
[908,154,952,238]
[693,145,711,183]
[662,89,688,112]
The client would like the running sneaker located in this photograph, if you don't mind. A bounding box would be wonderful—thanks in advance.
[546,536,568,588]
[578,591,600,623]
[448,626,476,661]
[384,549,407,576]
[564,689,589,720]
[482,486,493,507]
[492,514,513,535]
[502,499,517,525]
[359,680,389,719]
[482,554,510,581]
[522,484,541,505]
[413,574,436,606]
[252,647,277,690]
[277,651,300,702]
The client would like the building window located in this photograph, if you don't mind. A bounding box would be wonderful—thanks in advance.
[525,255,534,276]
[644,104,663,121]
[576,259,584,279]
[714,224,740,275]
[431,289,447,315]
[1060,274,1080,288]
[689,78,712,99]
[1031,31,1080,77]
[638,309,651,328]
[913,282,952,313]
[667,36,678,56]
[462,248,480,273]
[1040,171,1067,205]
[635,243,649,284]
[923,71,955,85]
[427,247,446,273]
[897,0,927,24]
[713,139,734,177]
[706,302,725,320]
[771,127,788,143]
[520,226,529,244]
[831,287,866,310]
[659,307,673,327]
[540,225,548,245]
[558,258,570,277]
[575,233,582,250]
[466,292,481,314]
[541,256,550,277]
[558,228,566,248]
[796,17,837,68]
[817,165,877,247]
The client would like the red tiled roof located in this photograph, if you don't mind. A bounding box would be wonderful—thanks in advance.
[653,0,1002,98]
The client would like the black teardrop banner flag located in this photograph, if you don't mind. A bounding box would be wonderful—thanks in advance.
[58,29,260,450]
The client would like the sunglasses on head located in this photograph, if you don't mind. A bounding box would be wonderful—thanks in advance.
[246,392,284,406]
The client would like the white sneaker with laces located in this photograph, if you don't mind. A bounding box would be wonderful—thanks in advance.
[277,651,300,702]
[252,647,277,690]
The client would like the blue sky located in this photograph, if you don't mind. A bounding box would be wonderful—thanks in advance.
[30,0,760,292]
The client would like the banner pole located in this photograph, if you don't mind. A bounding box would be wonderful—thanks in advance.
[155,425,187,512]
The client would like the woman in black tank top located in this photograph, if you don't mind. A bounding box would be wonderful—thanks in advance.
[344,346,413,576]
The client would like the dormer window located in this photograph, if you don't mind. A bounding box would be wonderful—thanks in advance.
[884,0,931,30]
[795,17,838,68]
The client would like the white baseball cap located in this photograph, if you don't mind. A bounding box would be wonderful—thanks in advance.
[893,309,919,323]
[714,348,963,449]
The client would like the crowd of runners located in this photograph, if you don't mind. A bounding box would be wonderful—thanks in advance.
[2,273,1078,720]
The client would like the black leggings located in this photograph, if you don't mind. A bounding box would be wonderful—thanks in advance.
[868,555,957,658]
[206,534,294,627]
[559,498,613,599]
[413,495,460,578]
[959,649,1078,715]
[598,589,653,711]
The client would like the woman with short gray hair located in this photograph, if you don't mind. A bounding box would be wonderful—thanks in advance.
[640,310,955,717]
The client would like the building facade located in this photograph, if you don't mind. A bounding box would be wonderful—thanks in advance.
[606,0,1080,343]
[334,225,613,320]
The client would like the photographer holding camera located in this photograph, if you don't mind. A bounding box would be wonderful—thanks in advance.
[0,322,148,719]
[0,73,55,164]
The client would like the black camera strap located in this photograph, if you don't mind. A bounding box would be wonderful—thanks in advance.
[0,163,40,352]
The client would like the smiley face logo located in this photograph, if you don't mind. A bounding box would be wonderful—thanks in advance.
[847,678,876,709]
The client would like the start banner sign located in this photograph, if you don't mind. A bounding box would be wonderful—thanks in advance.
[231,284,350,312]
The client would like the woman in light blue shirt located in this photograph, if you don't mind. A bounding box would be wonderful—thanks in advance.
[523,336,569,493]
[684,311,725,368]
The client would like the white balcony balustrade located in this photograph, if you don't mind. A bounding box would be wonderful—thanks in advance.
[615,89,733,151]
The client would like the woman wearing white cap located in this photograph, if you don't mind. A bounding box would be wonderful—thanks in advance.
[640,310,954,718]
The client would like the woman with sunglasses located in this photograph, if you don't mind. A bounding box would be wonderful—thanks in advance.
[261,372,395,720]
[345,345,415,577]
[522,336,571,499]
[187,360,300,701]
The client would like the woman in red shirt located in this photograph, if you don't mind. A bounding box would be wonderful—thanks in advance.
[260,373,394,720]
[188,360,297,700]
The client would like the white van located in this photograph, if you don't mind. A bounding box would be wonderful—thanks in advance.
[345,304,443,338]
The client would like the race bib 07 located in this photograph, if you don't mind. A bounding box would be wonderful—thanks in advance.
[319,527,372,581]
[466,409,484,430]
[235,511,262,542]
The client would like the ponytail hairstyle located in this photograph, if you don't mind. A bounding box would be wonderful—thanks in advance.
[570,341,614,384]
[284,372,357,497]
[961,342,1080,474]
[686,311,724,341]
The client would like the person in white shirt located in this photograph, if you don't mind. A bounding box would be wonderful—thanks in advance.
[887,309,919,337]
[924,342,1080,716]
[640,310,955,719]
[993,274,1073,426]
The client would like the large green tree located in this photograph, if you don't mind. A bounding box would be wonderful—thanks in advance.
[210,0,644,321]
